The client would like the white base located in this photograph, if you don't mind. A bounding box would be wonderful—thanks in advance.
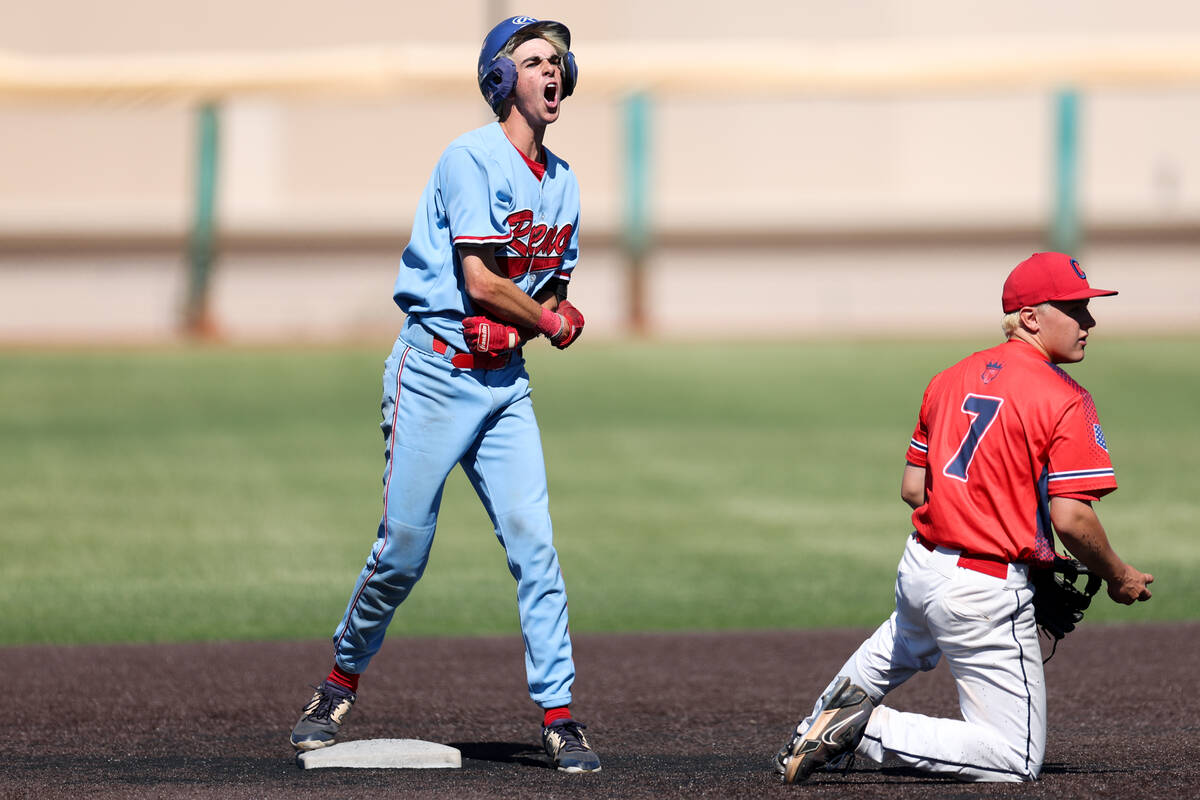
[297,739,462,770]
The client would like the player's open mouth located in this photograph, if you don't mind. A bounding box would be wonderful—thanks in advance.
[544,82,559,106]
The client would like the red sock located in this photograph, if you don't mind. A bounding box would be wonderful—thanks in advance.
[326,665,359,692]
[543,706,572,726]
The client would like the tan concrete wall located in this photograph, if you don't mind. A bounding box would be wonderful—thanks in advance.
[2,1,1199,341]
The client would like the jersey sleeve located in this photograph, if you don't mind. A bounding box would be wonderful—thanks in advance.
[438,146,514,248]
[554,165,581,283]
[1046,391,1117,498]
[905,384,932,467]
[555,212,580,283]
[1054,491,1105,502]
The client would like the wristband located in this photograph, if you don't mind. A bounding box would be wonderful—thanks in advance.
[536,306,564,339]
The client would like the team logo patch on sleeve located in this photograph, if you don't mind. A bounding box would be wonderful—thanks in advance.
[1093,423,1108,451]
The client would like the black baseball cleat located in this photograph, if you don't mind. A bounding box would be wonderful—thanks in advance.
[542,718,602,773]
[290,680,356,750]
[773,679,858,776]
[780,676,874,784]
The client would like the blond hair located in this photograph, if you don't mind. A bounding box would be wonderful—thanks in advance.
[1001,302,1053,337]
[1001,310,1021,337]
[499,23,568,62]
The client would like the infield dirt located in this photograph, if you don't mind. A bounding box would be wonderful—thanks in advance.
[5,623,1197,799]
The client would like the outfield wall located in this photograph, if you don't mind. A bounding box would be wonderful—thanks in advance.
[2,0,1199,342]
[2,231,1194,343]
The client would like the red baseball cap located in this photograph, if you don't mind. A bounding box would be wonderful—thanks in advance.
[1001,252,1118,313]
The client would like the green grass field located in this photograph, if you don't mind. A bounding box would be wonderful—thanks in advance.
[1,337,1196,646]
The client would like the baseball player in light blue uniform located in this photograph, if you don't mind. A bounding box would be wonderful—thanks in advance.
[290,16,600,773]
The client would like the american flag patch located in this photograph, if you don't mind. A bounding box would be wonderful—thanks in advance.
[1094,424,1108,451]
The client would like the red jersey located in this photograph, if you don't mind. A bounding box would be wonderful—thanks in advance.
[904,338,1116,563]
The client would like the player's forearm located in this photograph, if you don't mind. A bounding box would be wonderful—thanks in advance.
[464,268,547,327]
[532,285,559,311]
[459,248,564,335]
[1051,496,1154,604]
[1049,497,1126,581]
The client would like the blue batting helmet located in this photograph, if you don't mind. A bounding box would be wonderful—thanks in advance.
[477,15,577,114]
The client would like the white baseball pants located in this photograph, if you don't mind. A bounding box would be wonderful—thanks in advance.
[801,533,1044,782]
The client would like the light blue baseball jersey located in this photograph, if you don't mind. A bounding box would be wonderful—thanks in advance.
[330,120,584,709]
[394,121,580,351]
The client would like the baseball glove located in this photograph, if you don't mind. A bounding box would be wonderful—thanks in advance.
[1031,556,1102,660]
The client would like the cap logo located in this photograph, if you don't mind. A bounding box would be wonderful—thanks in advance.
[511,16,538,25]
[1070,258,1087,280]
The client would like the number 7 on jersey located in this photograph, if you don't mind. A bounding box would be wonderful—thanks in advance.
[942,394,1004,482]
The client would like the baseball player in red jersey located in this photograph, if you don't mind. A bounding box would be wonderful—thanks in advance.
[774,252,1153,784]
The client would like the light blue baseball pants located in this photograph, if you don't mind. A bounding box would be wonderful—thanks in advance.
[330,320,575,709]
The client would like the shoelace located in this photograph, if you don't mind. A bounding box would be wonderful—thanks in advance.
[307,685,349,722]
[549,721,590,752]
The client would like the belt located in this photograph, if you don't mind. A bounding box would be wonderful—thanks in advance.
[431,335,514,370]
[913,532,1010,579]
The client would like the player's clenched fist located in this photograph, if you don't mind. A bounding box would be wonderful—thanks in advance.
[551,300,585,349]
[463,316,521,354]
[535,306,575,349]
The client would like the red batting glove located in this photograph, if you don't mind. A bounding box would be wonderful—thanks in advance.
[552,300,585,350]
[463,316,521,355]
